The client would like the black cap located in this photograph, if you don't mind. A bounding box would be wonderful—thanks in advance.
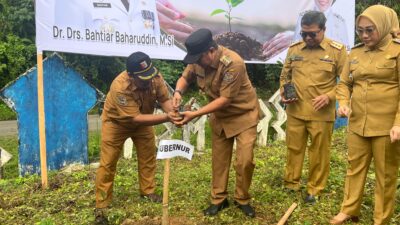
[126,51,158,80]
[183,28,215,64]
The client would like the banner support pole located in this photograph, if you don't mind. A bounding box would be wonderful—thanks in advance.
[37,52,48,189]
[162,158,170,225]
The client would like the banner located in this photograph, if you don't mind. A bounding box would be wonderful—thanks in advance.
[156,139,194,160]
[35,0,355,63]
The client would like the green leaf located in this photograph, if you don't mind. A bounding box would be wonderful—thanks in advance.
[210,9,226,16]
[231,0,244,7]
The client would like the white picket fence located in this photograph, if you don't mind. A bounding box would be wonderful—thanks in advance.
[123,90,286,158]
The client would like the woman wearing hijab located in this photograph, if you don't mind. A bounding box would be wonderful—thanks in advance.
[330,5,400,225]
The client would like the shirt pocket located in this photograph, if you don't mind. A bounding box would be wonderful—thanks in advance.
[289,60,303,69]
[376,58,397,80]
[210,76,222,95]
[289,61,303,78]
[349,62,360,80]
[312,61,334,84]
[197,76,206,91]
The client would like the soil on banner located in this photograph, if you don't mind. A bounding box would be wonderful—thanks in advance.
[214,32,265,61]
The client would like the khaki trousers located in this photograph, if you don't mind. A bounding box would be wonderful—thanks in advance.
[284,115,333,195]
[211,125,257,205]
[95,121,157,208]
[341,131,400,225]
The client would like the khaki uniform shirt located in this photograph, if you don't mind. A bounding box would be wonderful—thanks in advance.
[102,71,170,127]
[280,37,347,121]
[337,39,400,136]
[182,46,259,138]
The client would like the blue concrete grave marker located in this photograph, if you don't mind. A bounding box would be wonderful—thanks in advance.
[0,54,102,175]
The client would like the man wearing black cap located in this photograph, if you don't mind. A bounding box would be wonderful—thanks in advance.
[94,51,179,224]
[172,28,261,217]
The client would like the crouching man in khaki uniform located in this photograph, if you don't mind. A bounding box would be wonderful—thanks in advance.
[95,51,179,224]
[172,28,261,218]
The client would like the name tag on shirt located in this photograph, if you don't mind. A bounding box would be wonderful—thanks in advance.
[93,2,112,8]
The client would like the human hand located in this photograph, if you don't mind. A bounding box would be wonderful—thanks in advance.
[263,31,294,59]
[172,92,182,111]
[280,89,298,104]
[157,0,186,19]
[312,94,330,111]
[337,105,350,117]
[156,0,194,42]
[167,110,183,123]
[390,126,400,143]
[174,111,197,126]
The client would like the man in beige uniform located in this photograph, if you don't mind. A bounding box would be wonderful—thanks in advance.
[280,11,347,203]
[95,51,177,224]
[172,28,260,217]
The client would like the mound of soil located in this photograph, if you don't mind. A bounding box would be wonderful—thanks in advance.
[214,32,265,61]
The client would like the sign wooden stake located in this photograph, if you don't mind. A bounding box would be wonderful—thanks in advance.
[162,159,170,225]
[37,52,48,189]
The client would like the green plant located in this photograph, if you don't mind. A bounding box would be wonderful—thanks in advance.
[210,0,244,32]
[0,102,16,120]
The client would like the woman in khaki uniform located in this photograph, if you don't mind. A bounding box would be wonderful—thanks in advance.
[330,5,400,225]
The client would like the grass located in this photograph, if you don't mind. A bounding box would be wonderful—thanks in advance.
[0,102,16,121]
[0,129,399,224]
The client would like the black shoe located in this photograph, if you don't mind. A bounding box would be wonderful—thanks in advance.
[234,201,255,218]
[94,208,109,225]
[304,194,316,204]
[140,193,162,203]
[203,199,229,216]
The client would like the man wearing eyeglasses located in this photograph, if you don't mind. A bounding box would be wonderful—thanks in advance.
[280,11,347,204]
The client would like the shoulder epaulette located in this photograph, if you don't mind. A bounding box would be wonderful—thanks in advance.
[290,40,302,47]
[393,38,400,44]
[333,13,345,22]
[220,55,232,66]
[352,43,364,49]
[330,41,343,50]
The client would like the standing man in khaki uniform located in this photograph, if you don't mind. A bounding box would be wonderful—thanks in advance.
[330,5,400,225]
[280,11,347,203]
[95,51,178,224]
[172,28,260,217]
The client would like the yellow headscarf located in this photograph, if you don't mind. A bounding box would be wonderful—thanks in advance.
[356,5,395,48]
[388,8,399,38]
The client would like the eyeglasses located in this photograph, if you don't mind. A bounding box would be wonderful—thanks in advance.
[356,26,376,36]
[300,29,322,39]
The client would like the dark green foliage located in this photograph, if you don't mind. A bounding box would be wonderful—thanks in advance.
[153,59,185,87]
[57,53,126,93]
[0,35,36,89]
[0,0,36,90]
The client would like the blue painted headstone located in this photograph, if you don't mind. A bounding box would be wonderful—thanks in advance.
[0,54,102,176]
